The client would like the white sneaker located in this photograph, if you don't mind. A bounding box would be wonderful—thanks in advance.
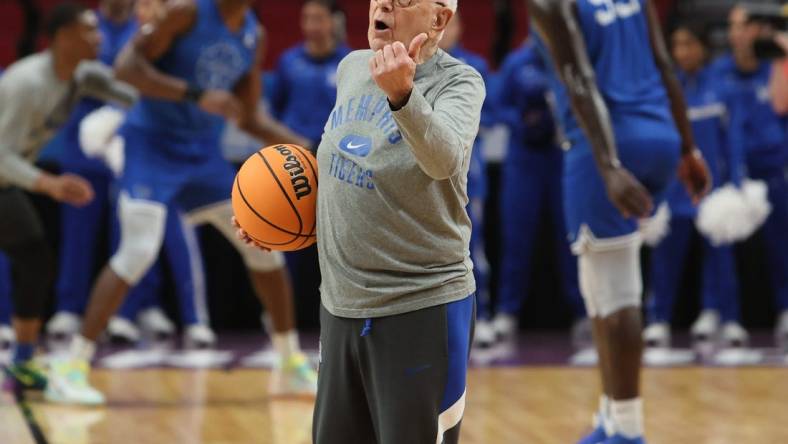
[643,322,671,349]
[775,311,788,350]
[46,312,82,340]
[137,308,175,341]
[721,322,749,348]
[473,320,496,348]
[492,313,518,340]
[571,317,594,350]
[45,358,106,406]
[691,310,720,343]
[0,324,14,349]
[183,324,217,349]
[107,317,141,344]
[269,352,317,397]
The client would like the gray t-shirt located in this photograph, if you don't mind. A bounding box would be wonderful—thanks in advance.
[316,48,486,318]
[0,51,137,189]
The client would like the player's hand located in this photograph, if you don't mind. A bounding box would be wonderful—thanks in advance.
[36,173,95,207]
[231,216,271,252]
[602,166,654,219]
[199,90,242,122]
[370,33,429,108]
[677,148,712,205]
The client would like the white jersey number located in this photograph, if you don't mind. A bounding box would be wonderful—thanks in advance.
[589,0,642,26]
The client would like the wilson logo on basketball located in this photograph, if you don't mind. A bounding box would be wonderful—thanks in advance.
[274,145,313,200]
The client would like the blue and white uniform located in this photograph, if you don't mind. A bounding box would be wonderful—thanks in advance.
[448,44,493,319]
[647,66,742,324]
[536,0,681,253]
[493,41,585,319]
[713,55,788,312]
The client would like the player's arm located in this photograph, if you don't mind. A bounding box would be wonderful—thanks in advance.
[645,0,710,201]
[527,0,652,217]
[234,30,312,148]
[114,0,196,100]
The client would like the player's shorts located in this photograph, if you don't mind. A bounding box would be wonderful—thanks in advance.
[313,294,475,444]
[563,134,681,255]
[119,123,235,212]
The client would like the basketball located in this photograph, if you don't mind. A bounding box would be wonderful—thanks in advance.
[231,144,318,252]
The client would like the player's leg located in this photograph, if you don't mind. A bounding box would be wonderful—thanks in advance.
[109,258,165,344]
[643,216,693,347]
[163,210,216,348]
[0,189,55,390]
[494,151,546,339]
[48,169,111,340]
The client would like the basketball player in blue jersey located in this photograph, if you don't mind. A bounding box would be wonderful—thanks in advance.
[438,12,495,345]
[48,0,315,405]
[644,24,747,349]
[489,39,587,344]
[719,5,788,346]
[529,0,710,442]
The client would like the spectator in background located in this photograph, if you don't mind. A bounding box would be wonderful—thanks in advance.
[487,39,587,345]
[438,12,495,346]
[718,5,788,346]
[644,23,747,349]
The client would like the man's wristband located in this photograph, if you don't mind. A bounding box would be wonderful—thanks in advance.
[183,84,204,102]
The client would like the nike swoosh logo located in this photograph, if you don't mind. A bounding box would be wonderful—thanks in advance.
[345,141,368,150]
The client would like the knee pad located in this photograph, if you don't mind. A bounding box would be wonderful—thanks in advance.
[5,238,54,318]
[578,241,643,319]
[187,201,286,272]
[110,193,167,285]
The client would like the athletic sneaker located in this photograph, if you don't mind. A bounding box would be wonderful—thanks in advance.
[473,319,496,348]
[775,310,788,350]
[107,317,141,344]
[691,310,720,343]
[138,308,175,341]
[3,360,47,391]
[269,352,318,397]
[600,435,645,444]
[492,312,518,340]
[720,322,749,348]
[183,324,217,349]
[0,324,14,350]
[577,425,608,444]
[643,323,670,349]
[46,312,81,341]
[45,358,105,406]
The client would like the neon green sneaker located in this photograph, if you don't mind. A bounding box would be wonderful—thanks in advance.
[269,352,317,397]
[3,360,48,391]
[45,358,105,406]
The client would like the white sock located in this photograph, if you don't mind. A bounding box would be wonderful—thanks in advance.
[610,398,644,439]
[70,335,97,362]
[596,395,615,436]
[272,330,300,361]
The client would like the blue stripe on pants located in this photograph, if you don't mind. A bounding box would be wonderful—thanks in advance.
[0,253,11,324]
[440,294,475,413]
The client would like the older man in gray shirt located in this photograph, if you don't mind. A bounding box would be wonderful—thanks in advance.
[0,3,135,392]
[313,0,483,442]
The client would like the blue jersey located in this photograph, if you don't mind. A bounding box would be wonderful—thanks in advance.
[495,41,557,152]
[126,0,259,143]
[449,45,492,199]
[712,55,787,171]
[536,0,675,146]
[269,43,351,146]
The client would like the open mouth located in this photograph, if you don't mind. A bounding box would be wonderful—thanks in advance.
[375,20,390,31]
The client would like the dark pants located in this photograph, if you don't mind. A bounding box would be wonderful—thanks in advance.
[0,188,54,319]
[313,295,475,444]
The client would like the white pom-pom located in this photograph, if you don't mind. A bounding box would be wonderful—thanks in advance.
[639,202,671,246]
[79,106,125,158]
[104,136,125,177]
[696,180,772,246]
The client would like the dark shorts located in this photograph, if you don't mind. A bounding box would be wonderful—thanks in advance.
[0,187,45,248]
[313,294,475,444]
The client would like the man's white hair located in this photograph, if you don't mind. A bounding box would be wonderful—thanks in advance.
[445,0,457,12]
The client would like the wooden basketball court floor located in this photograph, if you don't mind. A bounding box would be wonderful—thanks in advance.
[2,366,787,444]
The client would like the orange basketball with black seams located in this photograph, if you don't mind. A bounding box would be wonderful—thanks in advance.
[231,144,318,252]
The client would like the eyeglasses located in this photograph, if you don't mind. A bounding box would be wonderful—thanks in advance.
[374,0,448,8]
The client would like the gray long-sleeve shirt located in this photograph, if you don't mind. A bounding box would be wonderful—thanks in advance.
[0,51,137,189]
[316,48,486,318]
